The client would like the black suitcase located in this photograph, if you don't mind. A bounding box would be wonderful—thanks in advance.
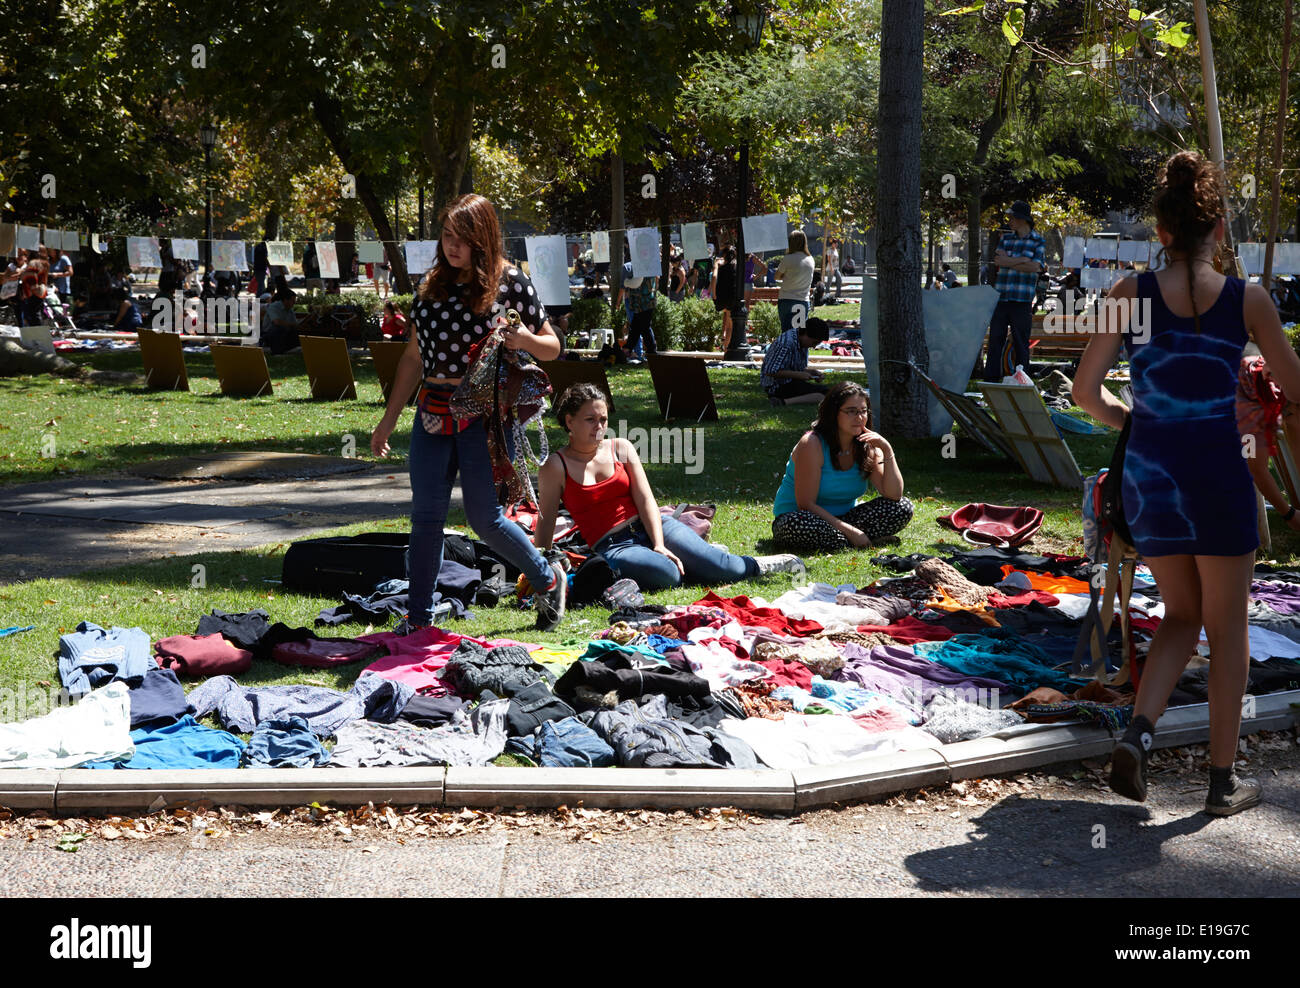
[281,533,410,596]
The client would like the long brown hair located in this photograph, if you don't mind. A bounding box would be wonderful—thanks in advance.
[417,193,504,315]
[1152,151,1225,334]
[811,381,874,477]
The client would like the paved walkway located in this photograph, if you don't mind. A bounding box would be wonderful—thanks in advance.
[0,454,425,583]
[3,754,1296,896]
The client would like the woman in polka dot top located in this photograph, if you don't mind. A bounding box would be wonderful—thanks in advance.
[370,193,569,631]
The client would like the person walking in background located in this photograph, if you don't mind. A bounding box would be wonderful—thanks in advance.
[823,237,843,298]
[981,201,1045,381]
[774,230,815,335]
[710,245,740,350]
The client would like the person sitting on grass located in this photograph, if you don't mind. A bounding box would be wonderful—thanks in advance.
[760,314,830,406]
[108,284,141,333]
[770,381,913,552]
[535,383,806,591]
[379,300,408,340]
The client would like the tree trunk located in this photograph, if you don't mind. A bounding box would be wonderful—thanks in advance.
[1264,0,1294,289]
[334,219,356,289]
[659,159,672,291]
[262,209,280,241]
[311,91,415,293]
[610,152,625,321]
[876,0,929,438]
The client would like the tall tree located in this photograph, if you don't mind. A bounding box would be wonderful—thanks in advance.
[877,0,928,438]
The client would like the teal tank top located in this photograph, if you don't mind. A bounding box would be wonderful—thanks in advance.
[772,434,868,517]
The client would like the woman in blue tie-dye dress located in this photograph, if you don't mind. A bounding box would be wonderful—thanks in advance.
[1073,151,1300,816]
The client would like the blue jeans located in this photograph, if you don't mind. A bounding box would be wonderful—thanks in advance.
[594,516,757,591]
[778,298,809,333]
[537,717,616,767]
[983,298,1033,381]
[407,415,551,625]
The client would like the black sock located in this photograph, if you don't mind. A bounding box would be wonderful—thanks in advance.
[1122,714,1155,751]
[1208,765,1234,793]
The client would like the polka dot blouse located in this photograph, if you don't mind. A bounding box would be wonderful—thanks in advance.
[411,266,550,380]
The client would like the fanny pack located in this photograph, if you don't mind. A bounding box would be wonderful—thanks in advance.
[418,384,473,435]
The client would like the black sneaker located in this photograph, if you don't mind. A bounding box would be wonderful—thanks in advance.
[1109,738,1149,802]
[1206,774,1262,817]
[534,563,567,631]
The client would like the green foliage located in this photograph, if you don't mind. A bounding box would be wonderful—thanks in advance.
[568,296,612,341]
[748,301,781,343]
[651,295,683,351]
[675,295,723,351]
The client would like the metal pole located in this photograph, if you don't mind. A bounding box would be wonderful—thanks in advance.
[1194,0,1235,256]
[724,139,752,361]
[203,147,213,282]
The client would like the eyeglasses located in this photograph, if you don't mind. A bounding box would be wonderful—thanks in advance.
[840,407,869,417]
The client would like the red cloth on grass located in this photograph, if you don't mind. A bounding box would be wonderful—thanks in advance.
[855,616,956,645]
[986,589,1060,608]
[693,592,824,636]
[155,633,252,677]
[755,658,813,690]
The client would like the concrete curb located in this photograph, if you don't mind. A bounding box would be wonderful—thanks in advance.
[3,692,1295,814]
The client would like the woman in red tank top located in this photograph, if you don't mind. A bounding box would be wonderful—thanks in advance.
[535,383,805,591]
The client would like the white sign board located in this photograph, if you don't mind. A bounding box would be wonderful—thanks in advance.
[212,240,247,272]
[126,236,163,270]
[404,240,439,278]
[266,241,294,266]
[17,225,40,251]
[681,222,709,263]
[591,231,610,264]
[316,241,340,279]
[627,226,661,279]
[1085,238,1116,262]
[524,235,571,309]
[1273,242,1300,276]
[741,212,789,254]
[1062,236,1085,269]
[1116,240,1148,264]
[171,238,199,261]
[356,240,383,264]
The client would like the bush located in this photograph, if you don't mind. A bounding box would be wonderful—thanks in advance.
[651,295,683,351]
[568,296,611,344]
[675,295,723,352]
[748,301,781,343]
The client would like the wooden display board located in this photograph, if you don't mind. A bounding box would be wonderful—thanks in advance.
[300,335,357,400]
[646,355,718,422]
[138,329,189,391]
[210,343,273,397]
[979,382,1082,489]
[368,340,418,405]
[539,359,616,414]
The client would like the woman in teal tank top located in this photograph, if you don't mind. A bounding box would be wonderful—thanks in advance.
[771,381,913,552]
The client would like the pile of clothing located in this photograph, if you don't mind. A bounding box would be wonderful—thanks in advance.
[5,546,1299,773]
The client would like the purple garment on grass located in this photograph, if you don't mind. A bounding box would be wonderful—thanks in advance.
[1249,581,1300,615]
[832,642,1014,706]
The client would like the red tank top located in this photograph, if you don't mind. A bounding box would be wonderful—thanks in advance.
[560,444,639,547]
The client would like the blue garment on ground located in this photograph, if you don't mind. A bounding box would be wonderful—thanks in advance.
[128,667,190,728]
[580,638,667,664]
[0,625,35,638]
[536,717,616,767]
[1050,410,1105,435]
[86,715,244,770]
[186,674,413,736]
[644,634,685,655]
[916,633,1089,698]
[58,621,153,696]
[244,716,330,768]
[1121,272,1256,556]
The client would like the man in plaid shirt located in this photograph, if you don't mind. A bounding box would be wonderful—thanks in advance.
[981,199,1046,381]
[761,316,831,405]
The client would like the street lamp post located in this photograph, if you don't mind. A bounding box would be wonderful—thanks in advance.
[724,5,767,362]
[200,123,219,285]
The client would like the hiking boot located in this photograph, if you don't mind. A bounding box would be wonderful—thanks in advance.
[534,563,567,631]
[754,553,807,580]
[1206,773,1263,817]
[1109,738,1150,802]
[392,618,429,637]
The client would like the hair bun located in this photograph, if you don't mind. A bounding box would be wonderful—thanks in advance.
[1163,152,1200,188]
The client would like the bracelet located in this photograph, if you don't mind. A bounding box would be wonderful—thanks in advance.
[1285,505,1297,522]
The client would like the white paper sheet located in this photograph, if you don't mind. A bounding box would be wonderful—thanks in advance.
[741,212,789,254]
[316,241,339,279]
[266,240,294,266]
[126,236,163,269]
[681,222,709,263]
[524,234,571,308]
[627,226,661,278]
[591,230,610,264]
[170,238,199,261]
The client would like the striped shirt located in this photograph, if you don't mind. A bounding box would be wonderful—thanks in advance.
[760,328,808,393]
[994,230,1046,303]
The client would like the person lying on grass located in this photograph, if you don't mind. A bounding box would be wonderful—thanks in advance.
[770,380,914,553]
[535,382,806,591]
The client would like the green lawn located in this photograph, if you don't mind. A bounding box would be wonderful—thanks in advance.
[3,350,1298,707]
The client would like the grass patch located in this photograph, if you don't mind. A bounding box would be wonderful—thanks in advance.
[4,355,1298,704]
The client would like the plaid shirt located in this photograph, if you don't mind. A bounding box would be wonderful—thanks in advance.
[760,328,808,392]
[994,229,1046,303]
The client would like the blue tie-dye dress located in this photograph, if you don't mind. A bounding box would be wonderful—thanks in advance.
[1120,271,1257,557]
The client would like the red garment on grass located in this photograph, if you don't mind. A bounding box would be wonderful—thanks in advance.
[693,591,824,636]
[986,589,1060,608]
[755,658,813,690]
[155,633,252,677]
[356,626,537,696]
[272,638,381,668]
[855,616,956,645]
